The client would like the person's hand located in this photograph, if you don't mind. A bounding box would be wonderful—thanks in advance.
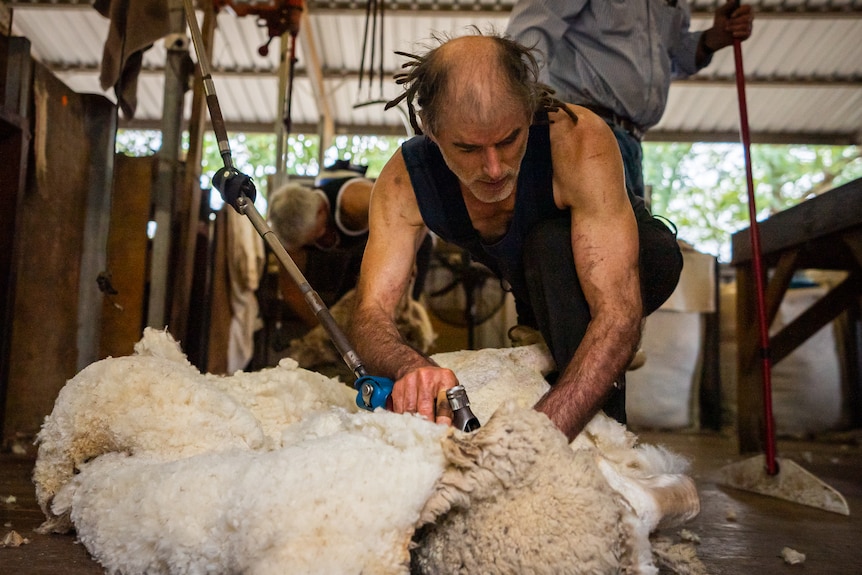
[390,365,459,426]
[707,1,754,51]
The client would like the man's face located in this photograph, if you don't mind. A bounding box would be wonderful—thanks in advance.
[430,106,531,205]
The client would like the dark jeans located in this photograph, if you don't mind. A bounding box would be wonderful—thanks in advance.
[611,125,645,199]
[521,212,682,424]
[412,234,434,300]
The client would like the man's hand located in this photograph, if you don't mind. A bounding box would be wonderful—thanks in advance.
[706,1,754,52]
[390,365,459,426]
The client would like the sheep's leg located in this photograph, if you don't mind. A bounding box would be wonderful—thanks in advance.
[597,458,701,531]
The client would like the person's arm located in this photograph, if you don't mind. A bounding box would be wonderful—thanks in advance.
[696,1,754,66]
[349,150,457,425]
[505,0,588,84]
[535,107,642,441]
[277,249,319,328]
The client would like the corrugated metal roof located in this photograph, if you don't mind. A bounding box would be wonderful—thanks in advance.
[7,0,862,143]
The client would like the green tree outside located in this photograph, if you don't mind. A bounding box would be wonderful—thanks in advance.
[115,129,862,263]
[644,143,862,261]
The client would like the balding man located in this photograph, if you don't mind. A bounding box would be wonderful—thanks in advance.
[349,32,682,440]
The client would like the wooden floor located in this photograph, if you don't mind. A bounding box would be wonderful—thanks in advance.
[1,428,860,575]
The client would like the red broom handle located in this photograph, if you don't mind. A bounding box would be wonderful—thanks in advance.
[733,38,778,475]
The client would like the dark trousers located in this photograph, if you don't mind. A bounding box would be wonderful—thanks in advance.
[521,212,683,424]
[611,125,645,199]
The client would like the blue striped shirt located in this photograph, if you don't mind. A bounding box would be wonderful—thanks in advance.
[505,0,711,130]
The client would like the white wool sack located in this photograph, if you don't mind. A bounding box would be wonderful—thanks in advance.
[52,409,450,575]
[719,283,846,436]
[626,311,703,430]
[769,286,844,436]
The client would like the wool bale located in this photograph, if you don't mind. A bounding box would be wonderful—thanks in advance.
[719,280,846,436]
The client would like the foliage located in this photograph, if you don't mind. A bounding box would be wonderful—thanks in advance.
[115,129,404,197]
[645,143,862,261]
[115,129,162,156]
[115,129,862,262]
[323,134,407,179]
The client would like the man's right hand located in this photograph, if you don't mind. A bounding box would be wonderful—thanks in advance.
[390,365,460,426]
[710,1,754,49]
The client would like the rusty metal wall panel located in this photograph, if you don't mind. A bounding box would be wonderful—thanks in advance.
[99,155,154,360]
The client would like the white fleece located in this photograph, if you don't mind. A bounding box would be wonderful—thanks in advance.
[52,409,449,575]
[34,328,700,575]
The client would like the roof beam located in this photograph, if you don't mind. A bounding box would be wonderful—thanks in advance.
[117,116,861,146]
[644,130,860,146]
[7,0,862,18]
[304,3,862,19]
[46,61,862,89]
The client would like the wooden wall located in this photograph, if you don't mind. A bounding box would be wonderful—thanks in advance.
[98,155,154,360]
[0,35,32,443]
[2,62,116,449]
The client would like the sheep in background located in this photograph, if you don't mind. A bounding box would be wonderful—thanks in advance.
[428,343,555,423]
[285,288,437,381]
[34,328,700,574]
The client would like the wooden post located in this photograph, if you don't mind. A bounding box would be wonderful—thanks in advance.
[170,0,216,344]
[147,0,190,329]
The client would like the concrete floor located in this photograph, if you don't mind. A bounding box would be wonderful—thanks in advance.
[1,428,860,575]
[642,429,862,575]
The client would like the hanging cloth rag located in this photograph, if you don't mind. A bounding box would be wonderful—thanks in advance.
[94,0,171,118]
[226,207,265,374]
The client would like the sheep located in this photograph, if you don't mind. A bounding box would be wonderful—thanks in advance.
[285,288,436,381]
[33,328,700,574]
[411,342,697,575]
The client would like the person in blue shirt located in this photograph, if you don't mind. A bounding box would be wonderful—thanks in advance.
[506,0,754,198]
[348,32,683,439]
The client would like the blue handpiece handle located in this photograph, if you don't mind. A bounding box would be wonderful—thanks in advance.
[354,375,395,411]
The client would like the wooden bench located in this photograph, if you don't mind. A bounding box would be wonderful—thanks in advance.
[731,177,862,453]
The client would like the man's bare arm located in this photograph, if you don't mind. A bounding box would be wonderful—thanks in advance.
[338,178,373,233]
[348,151,458,423]
[277,251,318,328]
[535,107,643,440]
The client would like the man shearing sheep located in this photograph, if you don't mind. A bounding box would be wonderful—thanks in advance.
[348,31,682,440]
[268,170,374,329]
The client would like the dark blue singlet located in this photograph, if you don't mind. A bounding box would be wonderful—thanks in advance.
[401,114,565,306]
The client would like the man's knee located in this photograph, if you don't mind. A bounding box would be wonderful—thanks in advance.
[639,216,683,315]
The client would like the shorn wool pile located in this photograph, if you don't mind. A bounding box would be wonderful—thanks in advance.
[34,328,700,574]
